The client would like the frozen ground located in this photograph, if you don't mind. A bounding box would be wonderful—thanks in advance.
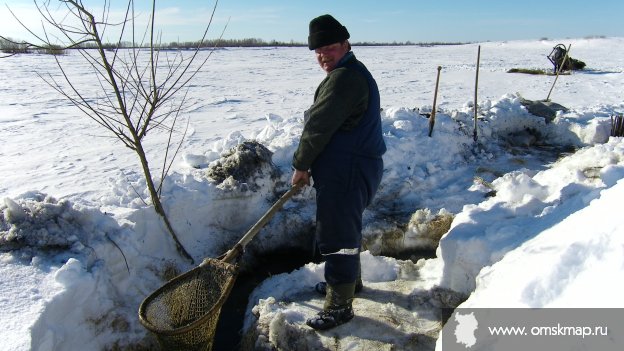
[1,37,624,350]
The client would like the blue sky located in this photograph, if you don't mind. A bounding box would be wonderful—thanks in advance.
[1,0,623,43]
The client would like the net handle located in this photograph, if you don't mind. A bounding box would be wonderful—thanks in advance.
[219,183,303,264]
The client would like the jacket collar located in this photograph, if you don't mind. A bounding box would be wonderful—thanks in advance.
[337,51,355,68]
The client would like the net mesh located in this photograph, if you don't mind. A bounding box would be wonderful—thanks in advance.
[139,258,237,351]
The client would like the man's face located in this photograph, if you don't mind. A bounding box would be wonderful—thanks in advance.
[315,41,349,73]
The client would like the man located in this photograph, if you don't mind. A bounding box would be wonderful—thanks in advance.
[291,14,386,330]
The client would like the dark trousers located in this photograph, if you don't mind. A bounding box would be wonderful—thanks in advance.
[313,155,383,286]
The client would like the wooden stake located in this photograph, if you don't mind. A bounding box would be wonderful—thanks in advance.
[473,45,481,142]
[546,44,572,101]
[428,66,442,137]
[612,114,624,137]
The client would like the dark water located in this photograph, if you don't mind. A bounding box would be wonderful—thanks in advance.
[210,246,436,350]
[212,249,317,350]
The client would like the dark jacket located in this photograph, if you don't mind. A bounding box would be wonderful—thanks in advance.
[296,52,386,286]
[293,52,386,171]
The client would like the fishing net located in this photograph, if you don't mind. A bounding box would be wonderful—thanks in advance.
[139,258,238,351]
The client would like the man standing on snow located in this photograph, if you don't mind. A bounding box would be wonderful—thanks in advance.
[291,14,386,330]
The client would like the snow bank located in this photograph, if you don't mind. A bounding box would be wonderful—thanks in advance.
[1,192,157,350]
[462,177,624,308]
[437,137,624,294]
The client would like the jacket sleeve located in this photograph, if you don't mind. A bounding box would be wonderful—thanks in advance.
[292,68,368,171]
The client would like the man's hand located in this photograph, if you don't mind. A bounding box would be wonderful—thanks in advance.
[291,169,311,186]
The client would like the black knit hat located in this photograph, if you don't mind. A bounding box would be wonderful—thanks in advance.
[308,14,350,50]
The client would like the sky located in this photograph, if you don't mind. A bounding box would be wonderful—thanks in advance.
[1,0,623,44]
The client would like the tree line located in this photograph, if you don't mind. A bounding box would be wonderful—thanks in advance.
[1,36,466,55]
[164,38,467,48]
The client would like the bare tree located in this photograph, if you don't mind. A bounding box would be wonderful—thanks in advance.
[1,0,224,263]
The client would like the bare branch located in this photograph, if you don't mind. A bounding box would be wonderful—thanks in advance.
[1,0,225,264]
[157,90,191,196]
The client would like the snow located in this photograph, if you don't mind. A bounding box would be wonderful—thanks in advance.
[1,37,624,350]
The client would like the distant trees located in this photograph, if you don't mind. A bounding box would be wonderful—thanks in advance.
[158,39,467,49]
[0,37,28,54]
[2,34,467,55]
[0,36,65,56]
[166,38,303,48]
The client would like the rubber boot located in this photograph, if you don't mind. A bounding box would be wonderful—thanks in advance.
[307,282,355,330]
[315,263,363,295]
[314,278,363,295]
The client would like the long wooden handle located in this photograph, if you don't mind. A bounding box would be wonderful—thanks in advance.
[221,183,302,263]
[428,66,442,137]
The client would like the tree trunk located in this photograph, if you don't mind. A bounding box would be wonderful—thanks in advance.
[135,142,195,263]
